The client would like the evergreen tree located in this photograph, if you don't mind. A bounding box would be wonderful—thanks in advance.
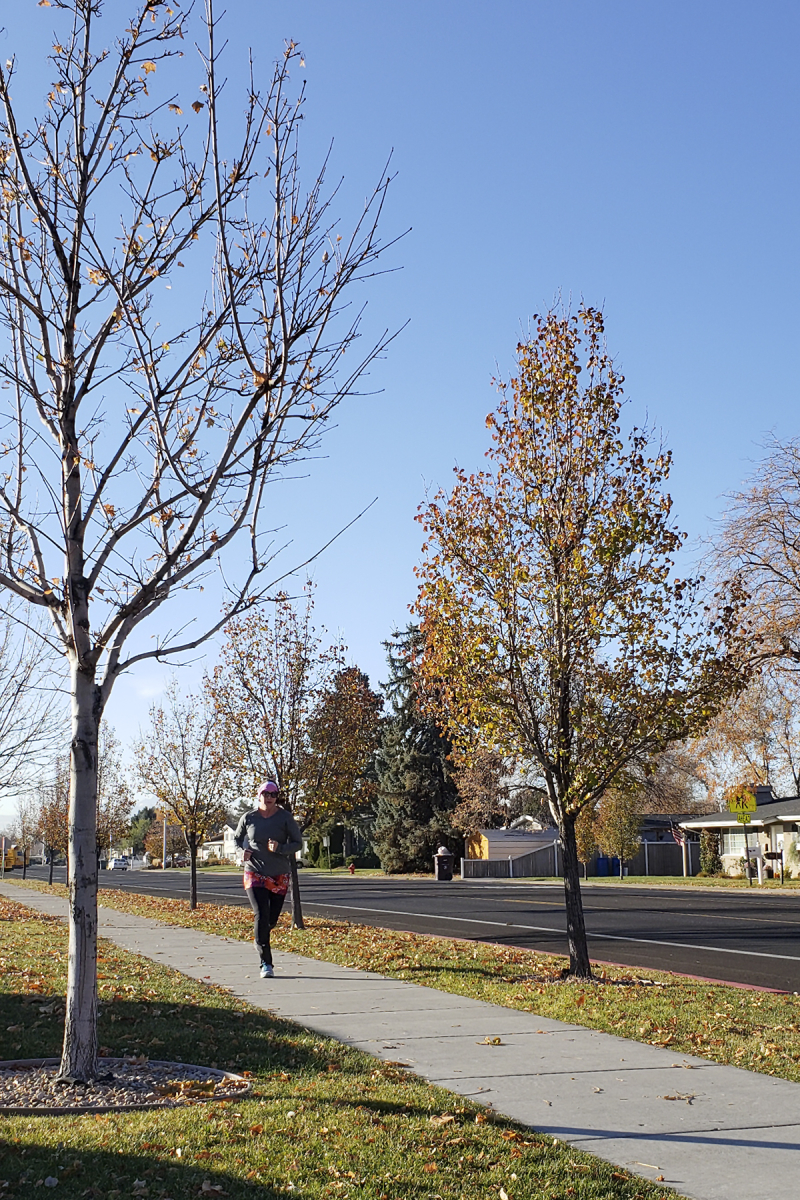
[372,627,463,873]
[127,807,157,856]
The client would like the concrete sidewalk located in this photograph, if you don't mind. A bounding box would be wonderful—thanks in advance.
[4,881,800,1200]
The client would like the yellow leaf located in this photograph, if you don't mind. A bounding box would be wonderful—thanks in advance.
[192,101,204,114]
[168,104,182,114]
[142,62,157,75]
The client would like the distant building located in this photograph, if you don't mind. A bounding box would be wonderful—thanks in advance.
[199,823,244,864]
[466,824,557,861]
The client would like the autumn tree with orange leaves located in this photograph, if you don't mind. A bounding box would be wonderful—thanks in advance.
[416,307,743,979]
[304,666,383,823]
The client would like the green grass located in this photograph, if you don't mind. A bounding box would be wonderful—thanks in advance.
[583,875,800,889]
[0,896,680,1200]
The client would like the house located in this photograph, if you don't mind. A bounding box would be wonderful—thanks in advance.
[466,824,557,861]
[199,823,244,864]
[679,785,800,877]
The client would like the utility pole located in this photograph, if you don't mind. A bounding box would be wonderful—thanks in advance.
[162,815,167,869]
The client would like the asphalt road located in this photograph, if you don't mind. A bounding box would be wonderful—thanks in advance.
[18,866,800,992]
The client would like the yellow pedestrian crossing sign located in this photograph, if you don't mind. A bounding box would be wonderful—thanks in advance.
[727,789,757,814]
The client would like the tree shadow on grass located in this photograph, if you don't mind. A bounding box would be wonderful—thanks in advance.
[0,988,355,1078]
[0,1140,292,1200]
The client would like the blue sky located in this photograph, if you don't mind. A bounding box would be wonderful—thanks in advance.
[1,0,798,821]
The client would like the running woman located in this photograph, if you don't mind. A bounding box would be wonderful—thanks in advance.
[234,781,303,978]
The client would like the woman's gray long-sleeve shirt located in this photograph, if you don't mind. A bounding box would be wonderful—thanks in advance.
[234,807,303,878]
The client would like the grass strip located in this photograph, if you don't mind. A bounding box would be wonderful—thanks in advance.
[9,876,800,1084]
[0,895,679,1200]
[584,875,800,889]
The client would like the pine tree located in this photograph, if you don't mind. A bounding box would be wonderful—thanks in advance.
[372,627,463,873]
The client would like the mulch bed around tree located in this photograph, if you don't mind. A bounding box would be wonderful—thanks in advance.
[0,1058,250,1114]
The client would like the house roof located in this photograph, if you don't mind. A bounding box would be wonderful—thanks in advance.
[680,797,800,830]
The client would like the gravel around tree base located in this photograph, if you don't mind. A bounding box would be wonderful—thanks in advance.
[0,1058,249,1113]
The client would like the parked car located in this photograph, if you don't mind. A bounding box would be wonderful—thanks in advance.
[108,857,128,871]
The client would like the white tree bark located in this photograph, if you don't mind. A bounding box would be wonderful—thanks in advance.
[61,663,101,1081]
[0,1,395,1081]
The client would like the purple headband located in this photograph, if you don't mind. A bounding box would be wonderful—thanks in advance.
[258,781,279,796]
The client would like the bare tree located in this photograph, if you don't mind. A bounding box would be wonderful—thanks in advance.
[714,437,800,663]
[35,754,70,886]
[0,1,395,1080]
[96,724,134,860]
[135,679,231,909]
[692,669,800,802]
[208,586,344,925]
[0,607,64,798]
[9,791,39,877]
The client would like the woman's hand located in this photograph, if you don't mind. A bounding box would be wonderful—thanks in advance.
[242,849,253,862]
[267,839,280,853]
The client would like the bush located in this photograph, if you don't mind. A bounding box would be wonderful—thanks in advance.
[700,829,723,876]
[345,851,380,869]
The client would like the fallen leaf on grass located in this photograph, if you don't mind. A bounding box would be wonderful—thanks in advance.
[429,1114,455,1127]
[500,1189,510,1200]
[422,1163,437,1174]
[611,1173,628,1181]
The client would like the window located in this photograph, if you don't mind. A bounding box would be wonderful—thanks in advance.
[721,830,746,856]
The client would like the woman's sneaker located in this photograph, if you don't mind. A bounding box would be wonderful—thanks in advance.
[260,962,274,979]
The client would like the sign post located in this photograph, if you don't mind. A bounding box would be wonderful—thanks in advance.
[728,789,757,886]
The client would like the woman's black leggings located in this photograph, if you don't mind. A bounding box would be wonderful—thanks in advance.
[245,886,287,965]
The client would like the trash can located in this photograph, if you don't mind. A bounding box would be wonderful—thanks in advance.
[434,846,454,882]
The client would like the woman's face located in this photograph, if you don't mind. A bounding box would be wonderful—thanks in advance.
[258,789,278,813]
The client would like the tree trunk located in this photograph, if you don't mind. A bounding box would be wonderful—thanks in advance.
[289,857,305,930]
[189,833,198,910]
[48,851,54,886]
[22,850,27,880]
[560,815,592,980]
[58,663,101,1083]
[281,796,304,930]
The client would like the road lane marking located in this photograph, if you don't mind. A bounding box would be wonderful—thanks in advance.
[302,901,800,964]
[497,896,800,928]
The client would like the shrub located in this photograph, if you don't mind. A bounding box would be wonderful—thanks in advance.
[700,829,723,876]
